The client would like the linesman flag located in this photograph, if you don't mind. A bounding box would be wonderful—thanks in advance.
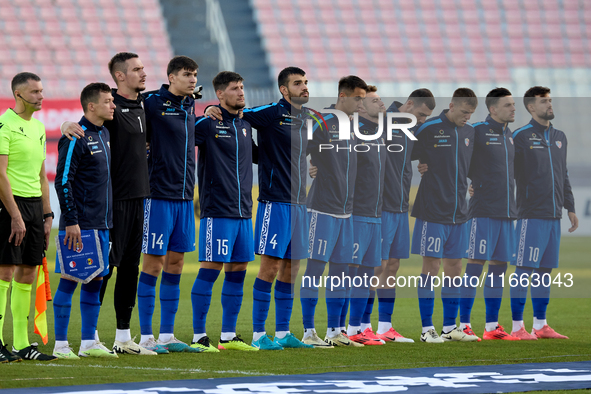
[34,256,52,345]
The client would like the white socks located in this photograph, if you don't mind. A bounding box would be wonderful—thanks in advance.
[140,334,154,344]
[377,322,392,334]
[533,318,547,330]
[442,325,456,333]
[80,339,95,349]
[115,329,131,343]
[347,325,360,337]
[485,322,498,332]
[159,333,173,343]
[54,340,69,350]
[275,331,289,339]
[193,333,206,342]
[220,332,235,341]
[303,328,316,339]
[326,327,339,338]
[422,325,435,334]
[360,323,372,332]
[512,320,524,333]
[459,322,469,330]
[252,331,265,341]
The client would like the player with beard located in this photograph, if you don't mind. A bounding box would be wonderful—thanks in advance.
[510,86,577,339]
[60,53,158,355]
[191,71,258,352]
[205,67,313,350]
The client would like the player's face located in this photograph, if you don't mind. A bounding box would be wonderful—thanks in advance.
[449,101,476,127]
[407,102,433,125]
[493,96,516,123]
[17,80,44,111]
[533,94,554,121]
[362,92,386,118]
[124,57,147,92]
[340,87,367,116]
[285,74,309,105]
[169,68,197,96]
[221,81,246,110]
[94,92,116,121]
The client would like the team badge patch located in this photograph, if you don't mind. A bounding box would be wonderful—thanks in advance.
[242,128,247,137]
[556,141,562,148]
[465,138,470,146]
[509,137,514,144]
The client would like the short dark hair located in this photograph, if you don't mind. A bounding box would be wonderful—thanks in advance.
[452,87,478,108]
[11,72,41,94]
[80,82,112,112]
[338,75,368,94]
[213,71,244,92]
[485,87,512,111]
[108,52,139,82]
[408,88,435,110]
[278,66,306,89]
[523,86,551,112]
[167,56,198,78]
[366,85,378,93]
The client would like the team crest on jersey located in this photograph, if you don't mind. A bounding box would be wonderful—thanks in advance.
[509,137,514,144]
[556,141,562,148]
[465,138,470,146]
[242,128,247,137]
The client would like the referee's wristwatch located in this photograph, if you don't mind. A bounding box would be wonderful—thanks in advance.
[43,212,54,220]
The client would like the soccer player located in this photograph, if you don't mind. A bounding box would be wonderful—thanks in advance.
[205,67,313,350]
[61,52,157,355]
[459,88,520,341]
[372,89,435,342]
[0,72,55,362]
[191,71,258,352]
[301,75,367,348]
[137,56,201,353]
[510,86,578,339]
[343,85,387,346]
[411,88,479,343]
[53,83,118,359]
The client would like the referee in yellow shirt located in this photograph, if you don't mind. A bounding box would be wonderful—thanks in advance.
[0,72,56,361]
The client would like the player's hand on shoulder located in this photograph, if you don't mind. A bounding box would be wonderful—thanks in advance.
[309,160,317,178]
[568,212,578,233]
[469,184,474,197]
[61,121,85,140]
[205,106,223,121]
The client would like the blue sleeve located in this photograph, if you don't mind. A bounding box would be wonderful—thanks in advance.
[194,116,208,146]
[55,136,84,226]
[242,103,277,130]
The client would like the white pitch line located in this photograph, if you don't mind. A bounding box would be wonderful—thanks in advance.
[36,363,278,376]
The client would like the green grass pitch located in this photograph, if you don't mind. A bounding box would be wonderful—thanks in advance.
[0,232,589,390]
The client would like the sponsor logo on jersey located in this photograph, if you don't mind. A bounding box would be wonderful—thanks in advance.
[121,108,129,112]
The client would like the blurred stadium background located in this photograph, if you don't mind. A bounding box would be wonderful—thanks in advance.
[0,0,589,234]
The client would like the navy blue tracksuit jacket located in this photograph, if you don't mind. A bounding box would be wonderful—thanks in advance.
[55,116,112,230]
[513,118,575,219]
[411,110,475,224]
[195,106,257,219]
[144,85,196,201]
[468,115,517,220]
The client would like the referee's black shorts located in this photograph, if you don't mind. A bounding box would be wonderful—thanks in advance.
[0,196,44,266]
[109,198,144,268]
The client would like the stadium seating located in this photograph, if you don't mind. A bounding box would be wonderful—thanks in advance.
[0,0,173,97]
[252,0,589,87]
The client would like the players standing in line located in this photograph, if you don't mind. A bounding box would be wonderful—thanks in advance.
[137,56,201,353]
[370,89,435,343]
[341,85,386,346]
[458,88,520,341]
[61,52,157,355]
[301,75,367,348]
[0,72,55,362]
[510,86,577,339]
[191,71,258,352]
[53,83,118,359]
[206,67,313,350]
[411,88,479,343]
